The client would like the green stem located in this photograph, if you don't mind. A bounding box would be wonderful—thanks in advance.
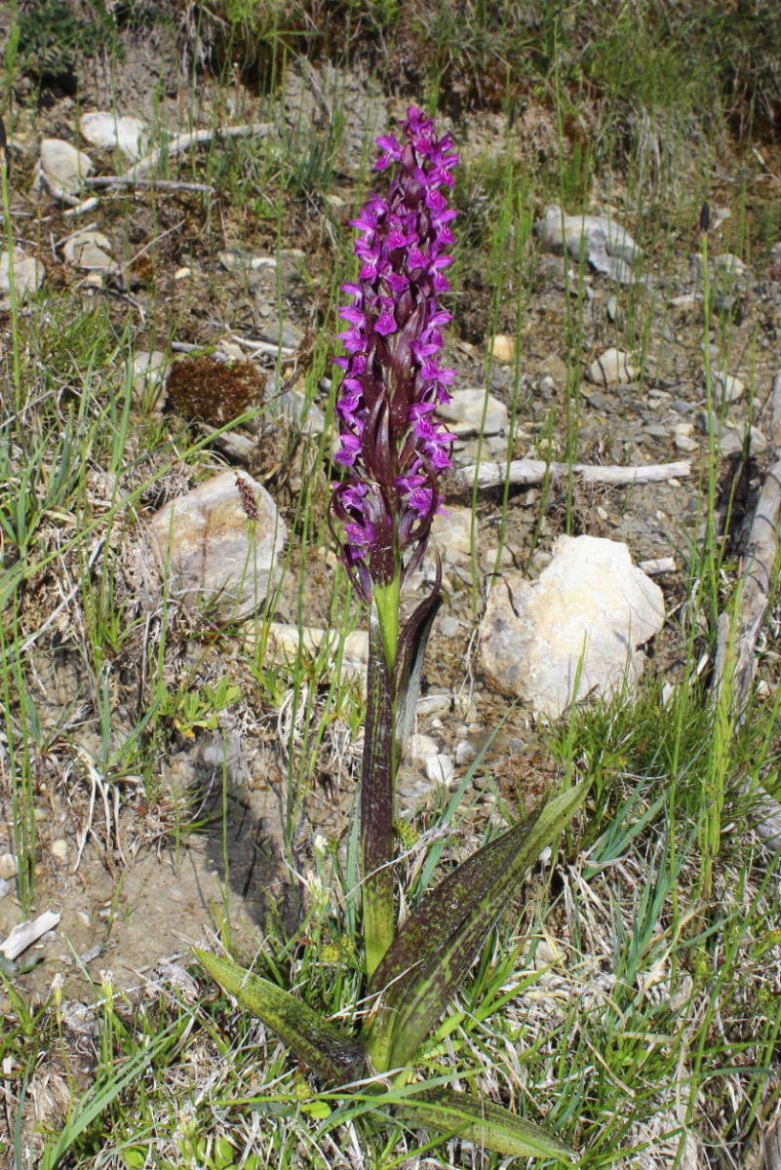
[361,575,402,979]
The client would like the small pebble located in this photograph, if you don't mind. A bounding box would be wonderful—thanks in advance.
[51,839,68,862]
[425,754,455,785]
[490,333,515,362]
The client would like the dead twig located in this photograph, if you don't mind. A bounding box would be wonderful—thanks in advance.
[454,457,691,491]
[86,177,216,194]
[123,122,274,180]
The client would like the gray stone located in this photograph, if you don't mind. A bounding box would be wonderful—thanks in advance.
[0,853,19,881]
[711,369,746,404]
[535,204,644,283]
[0,249,44,299]
[147,471,286,620]
[431,506,473,563]
[719,425,767,458]
[425,753,455,785]
[479,535,665,718]
[79,112,148,160]
[35,138,93,201]
[586,348,639,386]
[266,388,326,435]
[438,388,509,436]
[63,230,119,273]
[713,252,747,277]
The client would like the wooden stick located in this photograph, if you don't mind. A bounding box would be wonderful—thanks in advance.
[0,910,61,961]
[86,177,216,194]
[123,122,274,180]
[454,457,691,491]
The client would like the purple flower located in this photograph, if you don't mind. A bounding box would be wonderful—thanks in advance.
[332,106,459,597]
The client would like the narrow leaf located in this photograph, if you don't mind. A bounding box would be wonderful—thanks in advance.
[395,1088,576,1162]
[194,950,366,1084]
[367,783,586,1069]
[42,1026,178,1170]
[394,576,442,749]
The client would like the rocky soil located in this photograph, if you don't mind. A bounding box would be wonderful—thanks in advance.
[1,22,779,1025]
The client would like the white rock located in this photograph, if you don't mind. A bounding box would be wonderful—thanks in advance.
[35,138,93,201]
[535,204,644,283]
[51,839,68,862]
[132,350,167,386]
[425,753,455,785]
[62,230,119,273]
[490,333,515,362]
[259,622,368,677]
[0,853,19,880]
[586,347,639,386]
[719,425,767,458]
[147,471,286,620]
[431,505,473,563]
[669,293,700,310]
[673,422,698,452]
[267,388,326,435]
[479,535,665,718]
[713,252,747,277]
[712,369,746,404]
[409,733,440,766]
[0,249,44,298]
[438,388,509,436]
[219,251,277,272]
[79,112,148,161]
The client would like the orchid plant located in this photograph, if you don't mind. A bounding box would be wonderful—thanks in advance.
[196,107,585,1163]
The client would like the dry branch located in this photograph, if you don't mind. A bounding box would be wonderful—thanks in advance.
[454,457,690,491]
[123,122,274,180]
[87,177,216,194]
[0,910,61,961]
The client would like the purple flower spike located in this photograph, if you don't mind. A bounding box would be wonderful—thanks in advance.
[331,106,459,598]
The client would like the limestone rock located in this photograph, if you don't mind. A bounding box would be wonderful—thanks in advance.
[535,204,644,284]
[0,853,19,881]
[35,138,93,202]
[719,424,767,458]
[79,112,148,160]
[587,347,639,386]
[479,535,665,718]
[147,471,285,620]
[490,333,515,363]
[62,230,119,273]
[0,249,44,299]
[132,351,167,405]
[438,388,509,436]
[431,506,473,563]
[712,369,746,404]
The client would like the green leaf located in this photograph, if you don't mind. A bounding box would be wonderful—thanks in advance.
[366,783,587,1070]
[194,950,366,1085]
[395,1087,577,1162]
[394,578,442,748]
[42,1027,178,1170]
